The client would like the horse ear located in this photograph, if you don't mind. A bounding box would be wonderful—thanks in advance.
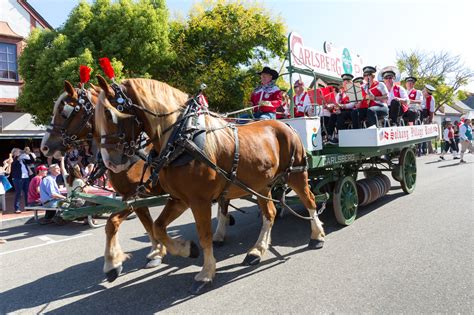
[89,83,101,94]
[97,75,114,97]
[64,80,77,98]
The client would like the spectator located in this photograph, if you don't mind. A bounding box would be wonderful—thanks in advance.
[1,154,14,207]
[39,163,66,224]
[10,148,35,213]
[459,119,473,164]
[439,122,459,160]
[27,165,48,206]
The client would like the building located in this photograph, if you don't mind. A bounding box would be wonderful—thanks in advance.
[0,0,51,156]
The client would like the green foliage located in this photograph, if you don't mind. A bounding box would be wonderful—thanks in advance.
[165,0,287,112]
[397,50,474,109]
[18,0,169,124]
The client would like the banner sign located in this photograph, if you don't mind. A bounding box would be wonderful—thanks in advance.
[338,124,439,147]
[289,32,364,80]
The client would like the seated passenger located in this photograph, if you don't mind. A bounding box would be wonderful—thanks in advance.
[240,66,282,122]
[39,163,67,224]
[329,73,356,144]
[380,66,409,126]
[351,66,389,129]
[292,80,311,118]
[421,84,436,123]
[404,76,423,125]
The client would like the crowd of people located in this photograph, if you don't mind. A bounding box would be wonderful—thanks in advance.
[440,119,473,163]
[246,65,439,145]
[0,144,107,224]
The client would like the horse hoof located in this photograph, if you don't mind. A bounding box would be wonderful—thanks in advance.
[308,239,324,250]
[105,265,123,282]
[189,241,200,258]
[213,240,225,247]
[145,257,162,269]
[242,253,261,266]
[228,214,236,226]
[189,280,212,295]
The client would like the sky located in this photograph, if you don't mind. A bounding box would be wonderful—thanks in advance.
[28,0,474,90]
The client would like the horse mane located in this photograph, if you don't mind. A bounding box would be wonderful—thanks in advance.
[122,78,234,159]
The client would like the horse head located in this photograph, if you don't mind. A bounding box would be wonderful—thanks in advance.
[41,80,99,158]
[95,76,189,173]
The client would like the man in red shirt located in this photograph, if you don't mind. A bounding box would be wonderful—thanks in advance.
[27,165,48,206]
[240,66,282,122]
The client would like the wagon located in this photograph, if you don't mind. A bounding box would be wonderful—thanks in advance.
[277,117,439,225]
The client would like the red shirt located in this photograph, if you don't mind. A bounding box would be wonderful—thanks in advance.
[27,175,42,204]
[250,84,282,113]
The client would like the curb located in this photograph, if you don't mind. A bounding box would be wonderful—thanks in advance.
[1,215,38,229]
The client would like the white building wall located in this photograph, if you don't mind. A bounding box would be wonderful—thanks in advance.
[0,0,31,38]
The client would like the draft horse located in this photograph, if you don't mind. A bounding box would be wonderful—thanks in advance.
[95,78,325,293]
[40,81,166,281]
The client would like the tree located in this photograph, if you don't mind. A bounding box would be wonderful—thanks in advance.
[164,0,287,112]
[397,50,474,110]
[18,0,170,125]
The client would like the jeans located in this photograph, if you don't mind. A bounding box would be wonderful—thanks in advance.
[43,199,60,219]
[12,177,29,211]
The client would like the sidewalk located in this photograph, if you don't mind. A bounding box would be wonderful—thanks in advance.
[1,191,44,229]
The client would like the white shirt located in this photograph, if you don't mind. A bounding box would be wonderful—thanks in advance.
[421,95,435,113]
[407,89,423,110]
[364,81,389,107]
[387,85,408,104]
[294,92,312,114]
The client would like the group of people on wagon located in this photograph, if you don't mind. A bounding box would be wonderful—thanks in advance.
[243,66,436,144]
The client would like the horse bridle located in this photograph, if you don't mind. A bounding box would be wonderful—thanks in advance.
[46,89,94,147]
[99,83,180,157]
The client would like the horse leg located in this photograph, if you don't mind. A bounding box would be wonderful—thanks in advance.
[289,172,326,249]
[243,191,276,266]
[189,201,215,294]
[212,199,231,246]
[134,206,166,268]
[153,198,198,258]
[103,209,133,282]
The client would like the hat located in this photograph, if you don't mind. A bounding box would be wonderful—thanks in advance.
[36,165,48,172]
[341,73,354,81]
[405,76,417,83]
[257,66,279,80]
[362,66,377,75]
[327,82,340,87]
[353,76,364,84]
[294,79,304,87]
[379,66,401,81]
[425,84,436,93]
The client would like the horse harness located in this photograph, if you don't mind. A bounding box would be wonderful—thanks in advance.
[99,84,323,218]
[46,89,94,147]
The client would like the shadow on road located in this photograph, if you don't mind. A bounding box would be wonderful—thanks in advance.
[1,189,411,314]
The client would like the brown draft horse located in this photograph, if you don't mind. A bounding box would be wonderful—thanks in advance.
[95,78,326,293]
[40,81,166,281]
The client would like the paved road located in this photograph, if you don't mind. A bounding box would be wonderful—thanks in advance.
[1,155,472,314]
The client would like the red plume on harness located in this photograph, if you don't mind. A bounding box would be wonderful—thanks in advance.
[79,65,91,85]
[99,57,115,80]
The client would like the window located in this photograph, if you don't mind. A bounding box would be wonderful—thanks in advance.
[0,43,18,81]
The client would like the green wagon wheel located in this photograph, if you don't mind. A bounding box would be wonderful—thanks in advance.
[399,148,417,194]
[333,176,358,226]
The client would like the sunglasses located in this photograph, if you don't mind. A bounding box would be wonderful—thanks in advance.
[384,76,394,80]
[363,74,371,77]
